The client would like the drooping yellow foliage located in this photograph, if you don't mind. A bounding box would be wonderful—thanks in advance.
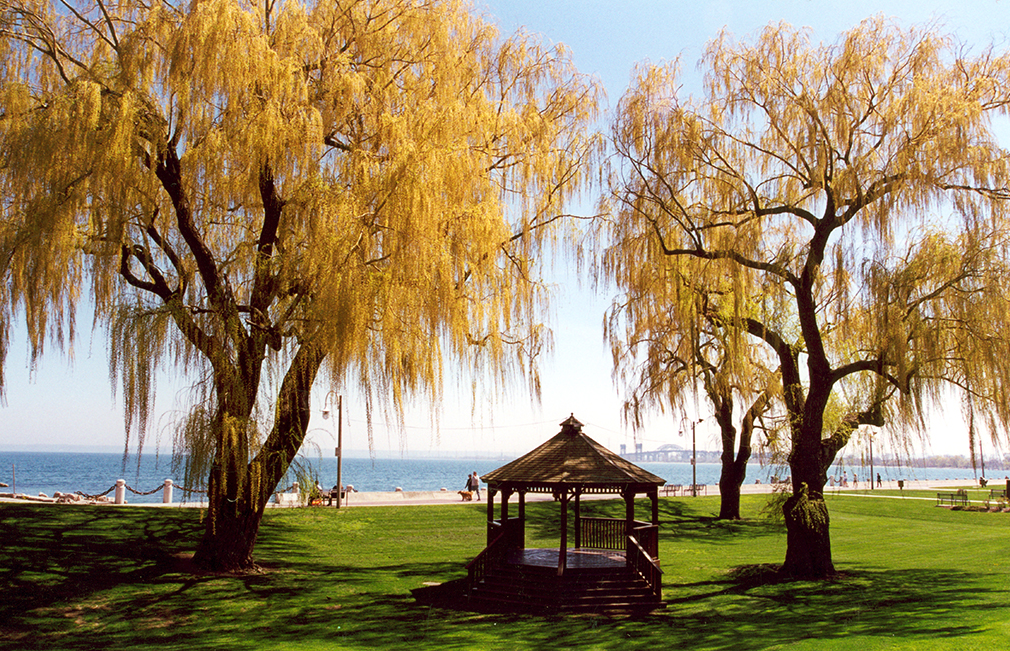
[0,0,600,567]
[0,0,600,430]
[605,18,1010,576]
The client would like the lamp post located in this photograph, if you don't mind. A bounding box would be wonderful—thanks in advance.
[980,439,986,483]
[679,416,704,497]
[323,393,343,508]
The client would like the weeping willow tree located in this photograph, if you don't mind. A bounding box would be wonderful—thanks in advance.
[604,263,780,520]
[604,18,1010,578]
[0,0,601,571]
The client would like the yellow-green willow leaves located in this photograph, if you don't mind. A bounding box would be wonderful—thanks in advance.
[0,0,601,569]
[605,18,1010,577]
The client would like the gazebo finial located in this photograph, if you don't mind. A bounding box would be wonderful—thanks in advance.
[560,413,583,435]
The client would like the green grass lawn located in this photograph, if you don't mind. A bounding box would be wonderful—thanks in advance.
[2,492,1008,650]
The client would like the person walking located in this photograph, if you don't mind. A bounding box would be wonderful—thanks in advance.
[467,471,481,500]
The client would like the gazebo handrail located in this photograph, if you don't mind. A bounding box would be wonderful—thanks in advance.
[580,516,625,550]
[579,517,657,552]
[466,526,510,593]
[627,535,663,600]
[631,522,659,558]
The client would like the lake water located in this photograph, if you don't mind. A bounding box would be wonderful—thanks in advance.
[0,450,988,504]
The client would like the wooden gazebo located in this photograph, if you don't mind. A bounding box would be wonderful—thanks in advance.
[465,415,666,612]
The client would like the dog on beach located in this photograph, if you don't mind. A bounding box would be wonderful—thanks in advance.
[458,490,473,501]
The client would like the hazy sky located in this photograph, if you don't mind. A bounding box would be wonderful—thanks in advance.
[1,0,1007,459]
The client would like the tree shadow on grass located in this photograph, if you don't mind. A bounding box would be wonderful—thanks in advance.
[300,563,999,651]
[519,496,782,548]
[406,563,999,651]
[0,503,207,650]
[641,563,998,650]
[0,504,202,614]
[3,502,1003,651]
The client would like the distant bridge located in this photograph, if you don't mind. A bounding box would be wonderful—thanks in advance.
[619,443,693,463]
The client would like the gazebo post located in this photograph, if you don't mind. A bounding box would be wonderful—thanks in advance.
[518,490,527,549]
[558,488,569,576]
[624,488,635,536]
[486,486,496,546]
[650,487,659,525]
[574,488,582,549]
[501,487,511,521]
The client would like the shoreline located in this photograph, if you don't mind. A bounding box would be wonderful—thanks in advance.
[1,477,1000,508]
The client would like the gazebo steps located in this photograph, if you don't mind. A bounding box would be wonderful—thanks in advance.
[468,563,663,613]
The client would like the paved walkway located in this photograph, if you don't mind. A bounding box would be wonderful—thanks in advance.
[293,477,994,507]
[2,477,998,508]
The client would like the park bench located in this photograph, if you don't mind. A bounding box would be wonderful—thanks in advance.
[663,484,682,496]
[984,488,1007,508]
[326,488,345,506]
[689,484,707,496]
[935,489,968,507]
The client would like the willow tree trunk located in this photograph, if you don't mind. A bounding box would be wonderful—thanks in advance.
[195,461,270,571]
[717,461,746,520]
[192,344,325,572]
[715,404,749,521]
[714,392,760,521]
[718,451,749,520]
[781,432,834,578]
[782,487,833,578]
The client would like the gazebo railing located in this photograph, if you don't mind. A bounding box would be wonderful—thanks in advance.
[467,528,509,593]
[486,515,524,546]
[486,518,502,545]
[580,517,625,550]
[627,535,662,600]
[631,523,658,559]
[580,518,657,557]
[468,517,523,593]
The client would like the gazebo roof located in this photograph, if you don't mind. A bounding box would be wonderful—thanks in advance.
[481,415,665,490]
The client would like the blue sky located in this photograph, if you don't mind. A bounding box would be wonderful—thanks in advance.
[1,0,1007,458]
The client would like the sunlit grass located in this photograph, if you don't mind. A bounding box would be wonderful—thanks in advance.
[1,492,1009,650]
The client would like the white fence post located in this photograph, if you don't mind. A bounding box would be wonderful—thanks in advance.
[163,479,173,504]
[114,479,126,504]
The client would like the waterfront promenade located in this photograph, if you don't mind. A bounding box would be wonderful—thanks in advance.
[331,477,993,507]
[0,476,994,508]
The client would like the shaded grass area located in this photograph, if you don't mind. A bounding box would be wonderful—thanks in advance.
[2,493,1009,650]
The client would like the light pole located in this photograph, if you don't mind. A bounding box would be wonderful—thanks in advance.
[679,416,703,497]
[323,393,342,508]
[980,439,986,483]
[868,430,873,491]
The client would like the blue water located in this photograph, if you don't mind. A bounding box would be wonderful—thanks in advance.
[0,450,989,504]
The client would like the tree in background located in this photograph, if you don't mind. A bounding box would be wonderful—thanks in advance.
[605,18,1010,578]
[604,267,778,520]
[0,0,601,571]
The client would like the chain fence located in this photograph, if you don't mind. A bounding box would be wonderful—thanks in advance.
[71,482,208,502]
[8,481,295,504]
